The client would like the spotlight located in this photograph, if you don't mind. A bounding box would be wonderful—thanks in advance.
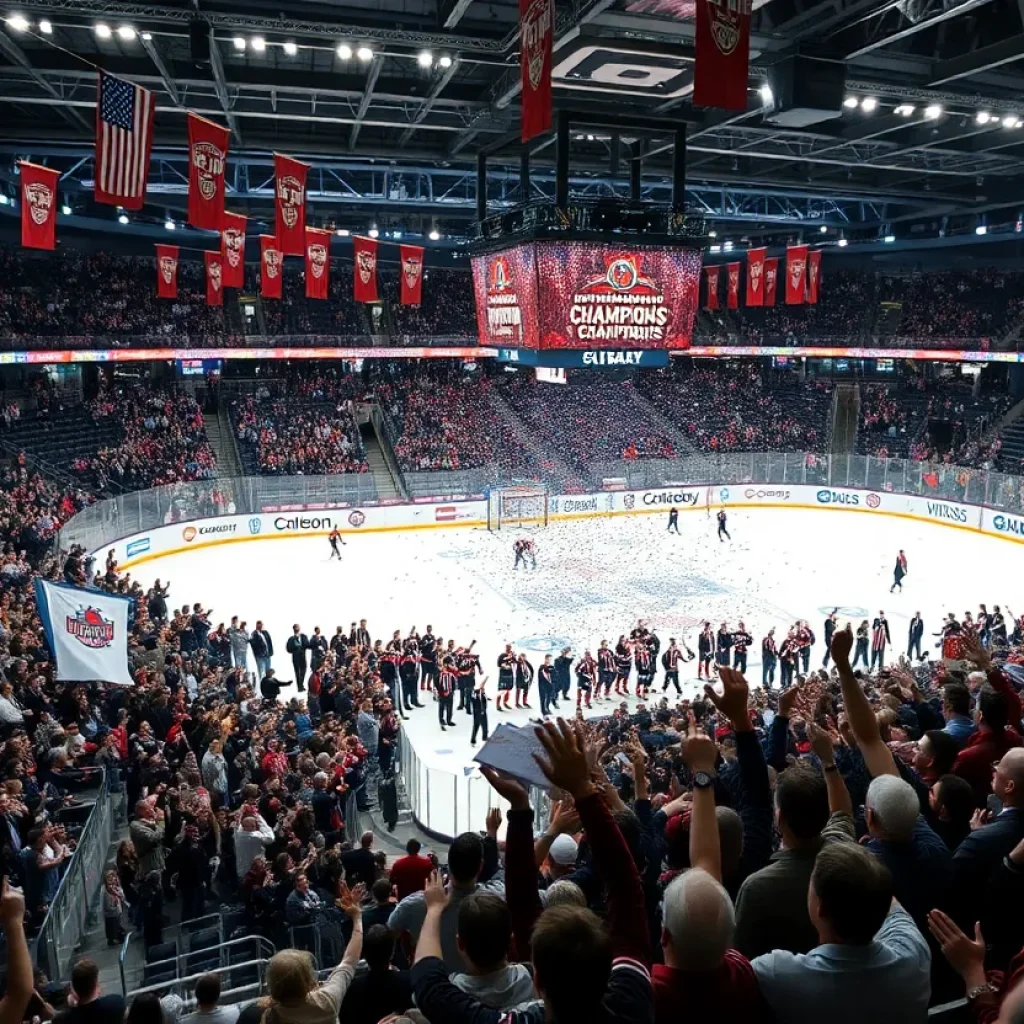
[165,218,175,230]
[837,238,849,247]
[250,36,266,52]
[6,14,30,31]
[39,19,53,34]
[0,195,7,206]
[759,84,773,104]
[94,22,112,39]
[283,41,297,56]
[438,55,452,68]
[586,133,595,141]
[894,104,915,116]
[708,230,717,238]
[116,24,136,40]
[924,104,942,120]
[976,111,991,125]
[141,31,151,40]
[429,229,441,241]
[883,234,895,243]
[357,45,373,61]
[1003,114,1018,128]
[337,43,352,59]
[61,204,72,216]
[118,213,129,225]
[819,225,828,233]
[392,230,402,240]
[336,228,350,237]
[976,224,988,235]
[843,96,858,109]
[417,50,433,68]
[368,227,379,238]
[860,96,877,112]
[232,36,246,50]
[709,244,722,253]
[723,240,734,250]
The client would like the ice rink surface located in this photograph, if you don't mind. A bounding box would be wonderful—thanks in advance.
[127,506,1022,835]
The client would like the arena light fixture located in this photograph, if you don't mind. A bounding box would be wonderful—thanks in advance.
[165,218,175,230]
[336,228,350,236]
[94,22,112,39]
[61,204,72,216]
[232,35,246,50]
[708,229,717,238]
[117,24,136,40]
[438,55,452,68]
[39,18,53,33]
[924,104,942,120]
[6,13,30,31]
[860,96,877,112]
[368,227,379,238]
[837,237,849,247]
[357,45,373,61]
[118,213,129,225]
[283,40,297,56]
[337,42,352,59]
[250,35,266,52]
[976,111,991,125]
[1003,114,1019,128]
[418,50,433,68]
[723,240,734,251]
[392,230,402,240]
[709,244,721,253]
[141,31,151,40]
[976,224,987,235]
[759,84,773,104]
[894,104,915,116]
[843,95,858,109]
[0,195,8,206]
[883,234,895,243]
[819,224,828,233]
[429,229,441,241]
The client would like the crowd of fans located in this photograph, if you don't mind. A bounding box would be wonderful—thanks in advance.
[381,268,477,340]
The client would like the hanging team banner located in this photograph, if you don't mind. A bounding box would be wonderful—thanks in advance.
[187,113,229,230]
[155,244,179,299]
[305,227,331,301]
[764,257,778,307]
[221,211,247,289]
[34,580,134,687]
[205,250,223,307]
[274,154,309,255]
[726,262,741,309]
[705,265,720,310]
[260,235,283,299]
[399,244,425,305]
[19,161,59,251]
[807,249,822,304]
[352,235,379,303]
[694,0,753,111]
[745,247,766,307]
[519,0,553,142]
[786,244,808,305]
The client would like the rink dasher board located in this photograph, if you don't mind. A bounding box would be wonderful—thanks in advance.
[91,483,1024,571]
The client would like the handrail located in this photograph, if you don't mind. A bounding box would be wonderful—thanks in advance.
[124,958,272,1004]
[120,935,277,996]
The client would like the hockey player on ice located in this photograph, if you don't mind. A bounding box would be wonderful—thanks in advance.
[667,506,680,534]
[513,538,537,570]
[891,549,908,592]
[717,509,731,541]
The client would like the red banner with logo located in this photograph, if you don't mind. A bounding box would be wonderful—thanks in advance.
[274,153,309,255]
[221,211,246,289]
[205,250,223,307]
[399,244,425,305]
[187,113,229,231]
[806,249,822,304]
[694,0,752,111]
[305,227,331,301]
[726,262,741,309]
[352,235,379,303]
[19,161,59,250]
[155,244,179,299]
[764,257,778,307]
[519,0,553,142]
[260,236,283,299]
[705,265,720,310]
[745,247,766,307]
[786,245,808,305]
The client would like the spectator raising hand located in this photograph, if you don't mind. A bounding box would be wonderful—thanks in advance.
[533,718,597,800]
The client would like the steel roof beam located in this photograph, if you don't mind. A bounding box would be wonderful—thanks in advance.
[0,28,91,134]
[138,32,182,108]
[349,56,383,149]
[928,34,1024,86]
[398,61,461,146]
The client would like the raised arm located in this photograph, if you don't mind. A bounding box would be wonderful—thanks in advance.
[0,879,32,1024]
[682,715,721,881]
[808,722,853,818]
[961,635,1023,728]
[533,800,581,870]
[831,627,898,778]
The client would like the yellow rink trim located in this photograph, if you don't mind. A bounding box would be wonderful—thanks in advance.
[117,496,1024,571]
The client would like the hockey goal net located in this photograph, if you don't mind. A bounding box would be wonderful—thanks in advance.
[487,485,549,531]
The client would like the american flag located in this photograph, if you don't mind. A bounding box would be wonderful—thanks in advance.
[94,71,154,209]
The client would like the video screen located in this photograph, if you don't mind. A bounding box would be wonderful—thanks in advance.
[471,241,701,350]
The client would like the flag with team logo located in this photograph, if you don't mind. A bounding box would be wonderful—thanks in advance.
[221,210,246,288]
[519,0,553,142]
[786,244,808,305]
[705,265,721,309]
[694,0,753,111]
[155,244,178,298]
[352,235,378,303]
[205,250,223,307]
[274,153,308,255]
[726,262,740,308]
[806,249,822,304]
[745,247,765,306]
[187,113,229,230]
[764,257,778,306]
[260,235,283,299]
[305,227,331,300]
[20,162,59,250]
[34,580,134,686]
[399,244,424,305]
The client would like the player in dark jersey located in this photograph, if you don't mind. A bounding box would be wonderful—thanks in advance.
[597,640,616,701]
[538,654,557,716]
[662,639,683,694]
[717,509,731,541]
[697,623,714,680]
[436,658,457,729]
[667,506,680,534]
[575,650,596,709]
[514,652,534,709]
[614,637,632,696]
[634,643,654,700]
[731,622,753,674]
[496,643,515,711]
[328,526,345,560]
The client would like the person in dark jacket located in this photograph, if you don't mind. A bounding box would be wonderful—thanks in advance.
[249,622,274,680]
[341,924,412,1024]
[286,625,309,692]
[822,610,838,668]
[908,612,925,660]
[554,649,573,702]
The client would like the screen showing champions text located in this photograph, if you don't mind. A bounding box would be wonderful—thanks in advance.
[471,241,701,350]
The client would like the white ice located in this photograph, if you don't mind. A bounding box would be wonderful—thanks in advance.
[127,506,1023,837]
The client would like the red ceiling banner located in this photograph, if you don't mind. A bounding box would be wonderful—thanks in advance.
[187,113,229,231]
[155,244,179,299]
[205,250,223,307]
[726,261,741,309]
[352,235,379,303]
[745,247,766,307]
[260,235,283,300]
[519,0,553,142]
[399,244,425,306]
[705,265,720,310]
[786,244,808,305]
[274,153,309,255]
[694,0,752,111]
[221,211,246,289]
[807,249,822,304]
[305,227,331,301]
[764,257,779,307]
[19,161,59,251]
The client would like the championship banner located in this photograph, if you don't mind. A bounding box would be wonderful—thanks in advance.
[764,257,778,307]
[221,211,246,289]
[726,262,741,309]
[274,153,309,255]
[694,0,752,111]
[19,161,59,251]
[187,113,229,230]
[155,244,179,299]
[399,244,424,305]
[745,247,766,307]
[260,236,283,299]
[205,250,223,307]
[519,0,553,142]
[305,227,331,301]
[352,235,379,303]
[786,244,808,305]
[807,249,822,305]
[34,580,134,687]
[705,265,720,310]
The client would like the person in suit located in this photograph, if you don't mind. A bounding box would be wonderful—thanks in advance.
[249,621,274,680]
[286,624,310,692]
[351,619,371,648]
[260,668,282,702]
[308,627,328,671]
[470,677,489,747]
[908,613,924,661]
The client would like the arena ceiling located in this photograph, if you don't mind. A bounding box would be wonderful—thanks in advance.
[2,0,1024,244]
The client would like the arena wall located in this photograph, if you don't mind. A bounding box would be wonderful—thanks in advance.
[98,482,1024,571]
